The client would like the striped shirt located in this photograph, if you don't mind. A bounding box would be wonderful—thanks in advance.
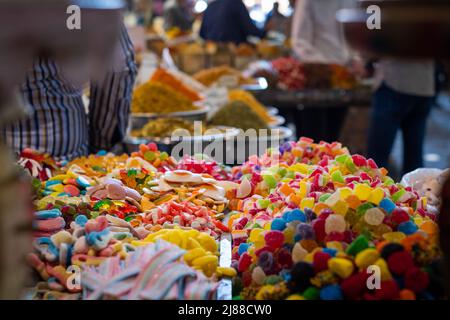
[1,25,137,161]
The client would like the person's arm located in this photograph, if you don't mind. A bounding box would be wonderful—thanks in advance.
[235,0,266,39]
[291,0,327,62]
[88,25,137,153]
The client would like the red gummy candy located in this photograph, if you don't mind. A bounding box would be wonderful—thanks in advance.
[365,280,399,300]
[387,251,415,275]
[367,158,378,169]
[391,209,410,225]
[326,231,345,242]
[238,252,253,272]
[264,231,285,249]
[313,251,331,273]
[404,267,429,293]
[277,248,293,269]
[312,219,326,242]
[341,271,369,299]
[242,270,252,287]
[255,246,274,257]
[147,142,158,152]
[352,154,367,167]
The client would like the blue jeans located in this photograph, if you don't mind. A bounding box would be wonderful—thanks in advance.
[367,83,433,175]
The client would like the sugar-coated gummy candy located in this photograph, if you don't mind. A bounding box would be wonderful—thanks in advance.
[324,214,347,234]
[373,258,392,281]
[251,266,266,285]
[391,208,410,225]
[312,219,326,242]
[296,223,315,240]
[291,243,308,263]
[258,251,274,272]
[346,235,369,256]
[264,231,284,249]
[313,251,331,273]
[379,198,396,214]
[320,284,343,300]
[328,257,354,279]
[322,248,337,257]
[364,208,385,226]
[398,221,418,235]
[271,218,287,231]
[404,267,429,294]
[289,262,315,293]
[238,243,250,256]
[288,209,307,222]
[355,248,379,269]
[387,251,414,276]
[303,287,320,300]
[238,252,252,272]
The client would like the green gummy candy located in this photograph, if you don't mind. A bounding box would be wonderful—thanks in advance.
[346,235,369,256]
[335,154,350,164]
[392,189,406,202]
[356,202,374,216]
[144,151,156,162]
[331,171,345,183]
[345,158,357,173]
[264,275,283,285]
[160,152,169,161]
[384,177,395,186]
[303,287,320,300]
[319,193,331,202]
[263,175,277,189]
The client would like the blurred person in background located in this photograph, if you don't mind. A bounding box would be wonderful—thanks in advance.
[265,2,291,37]
[163,0,195,33]
[367,59,435,175]
[0,26,137,161]
[200,0,267,44]
[291,0,361,142]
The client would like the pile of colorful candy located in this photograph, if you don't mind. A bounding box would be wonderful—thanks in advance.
[141,170,231,213]
[22,137,445,300]
[28,215,136,293]
[135,200,228,238]
[227,140,443,300]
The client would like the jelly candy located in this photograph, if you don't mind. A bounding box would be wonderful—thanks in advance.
[303,287,320,300]
[312,219,326,242]
[287,209,307,223]
[328,257,354,279]
[355,248,379,269]
[313,251,331,273]
[325,214,347,234]
[364,208,385,226]
[379,198,396,214]
[296,223,315,240]
[258,251,274,273]
[391,208,410,225]
[398,221,418,235]
[238,253,253,272]
[264,231,284,249]
[387,251,414,275]
[252,266,266,285]
[320,284,343,300]
[238,243,250,256]
[292,243,308,263]
[271,218,287,231]
[354,184,372,201]
[346,235,369,256]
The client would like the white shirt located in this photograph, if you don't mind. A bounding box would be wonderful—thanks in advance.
[374,59,436,97]
[291,0,357,65]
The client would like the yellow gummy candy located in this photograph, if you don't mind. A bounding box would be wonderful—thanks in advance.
[374,258,392,281]
[354,184,372,201]
[368,188,385,205]
[328,257,354,279]
[339,187,353,200]
[332,200,349,216]
[216,267,237,277]
[300,197,315,210]
[184,248,206,264]
[383,232,406,242]
[355,249,380,269]
[195,233,218,253]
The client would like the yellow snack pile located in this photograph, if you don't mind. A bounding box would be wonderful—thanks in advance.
[131,81,197,114]
[228,89,276,125]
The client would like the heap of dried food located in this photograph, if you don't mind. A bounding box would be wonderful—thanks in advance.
[131,82,197,114]
[209,101,268,131]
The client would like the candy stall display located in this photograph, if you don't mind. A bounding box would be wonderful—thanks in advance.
[22,137,446,300]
